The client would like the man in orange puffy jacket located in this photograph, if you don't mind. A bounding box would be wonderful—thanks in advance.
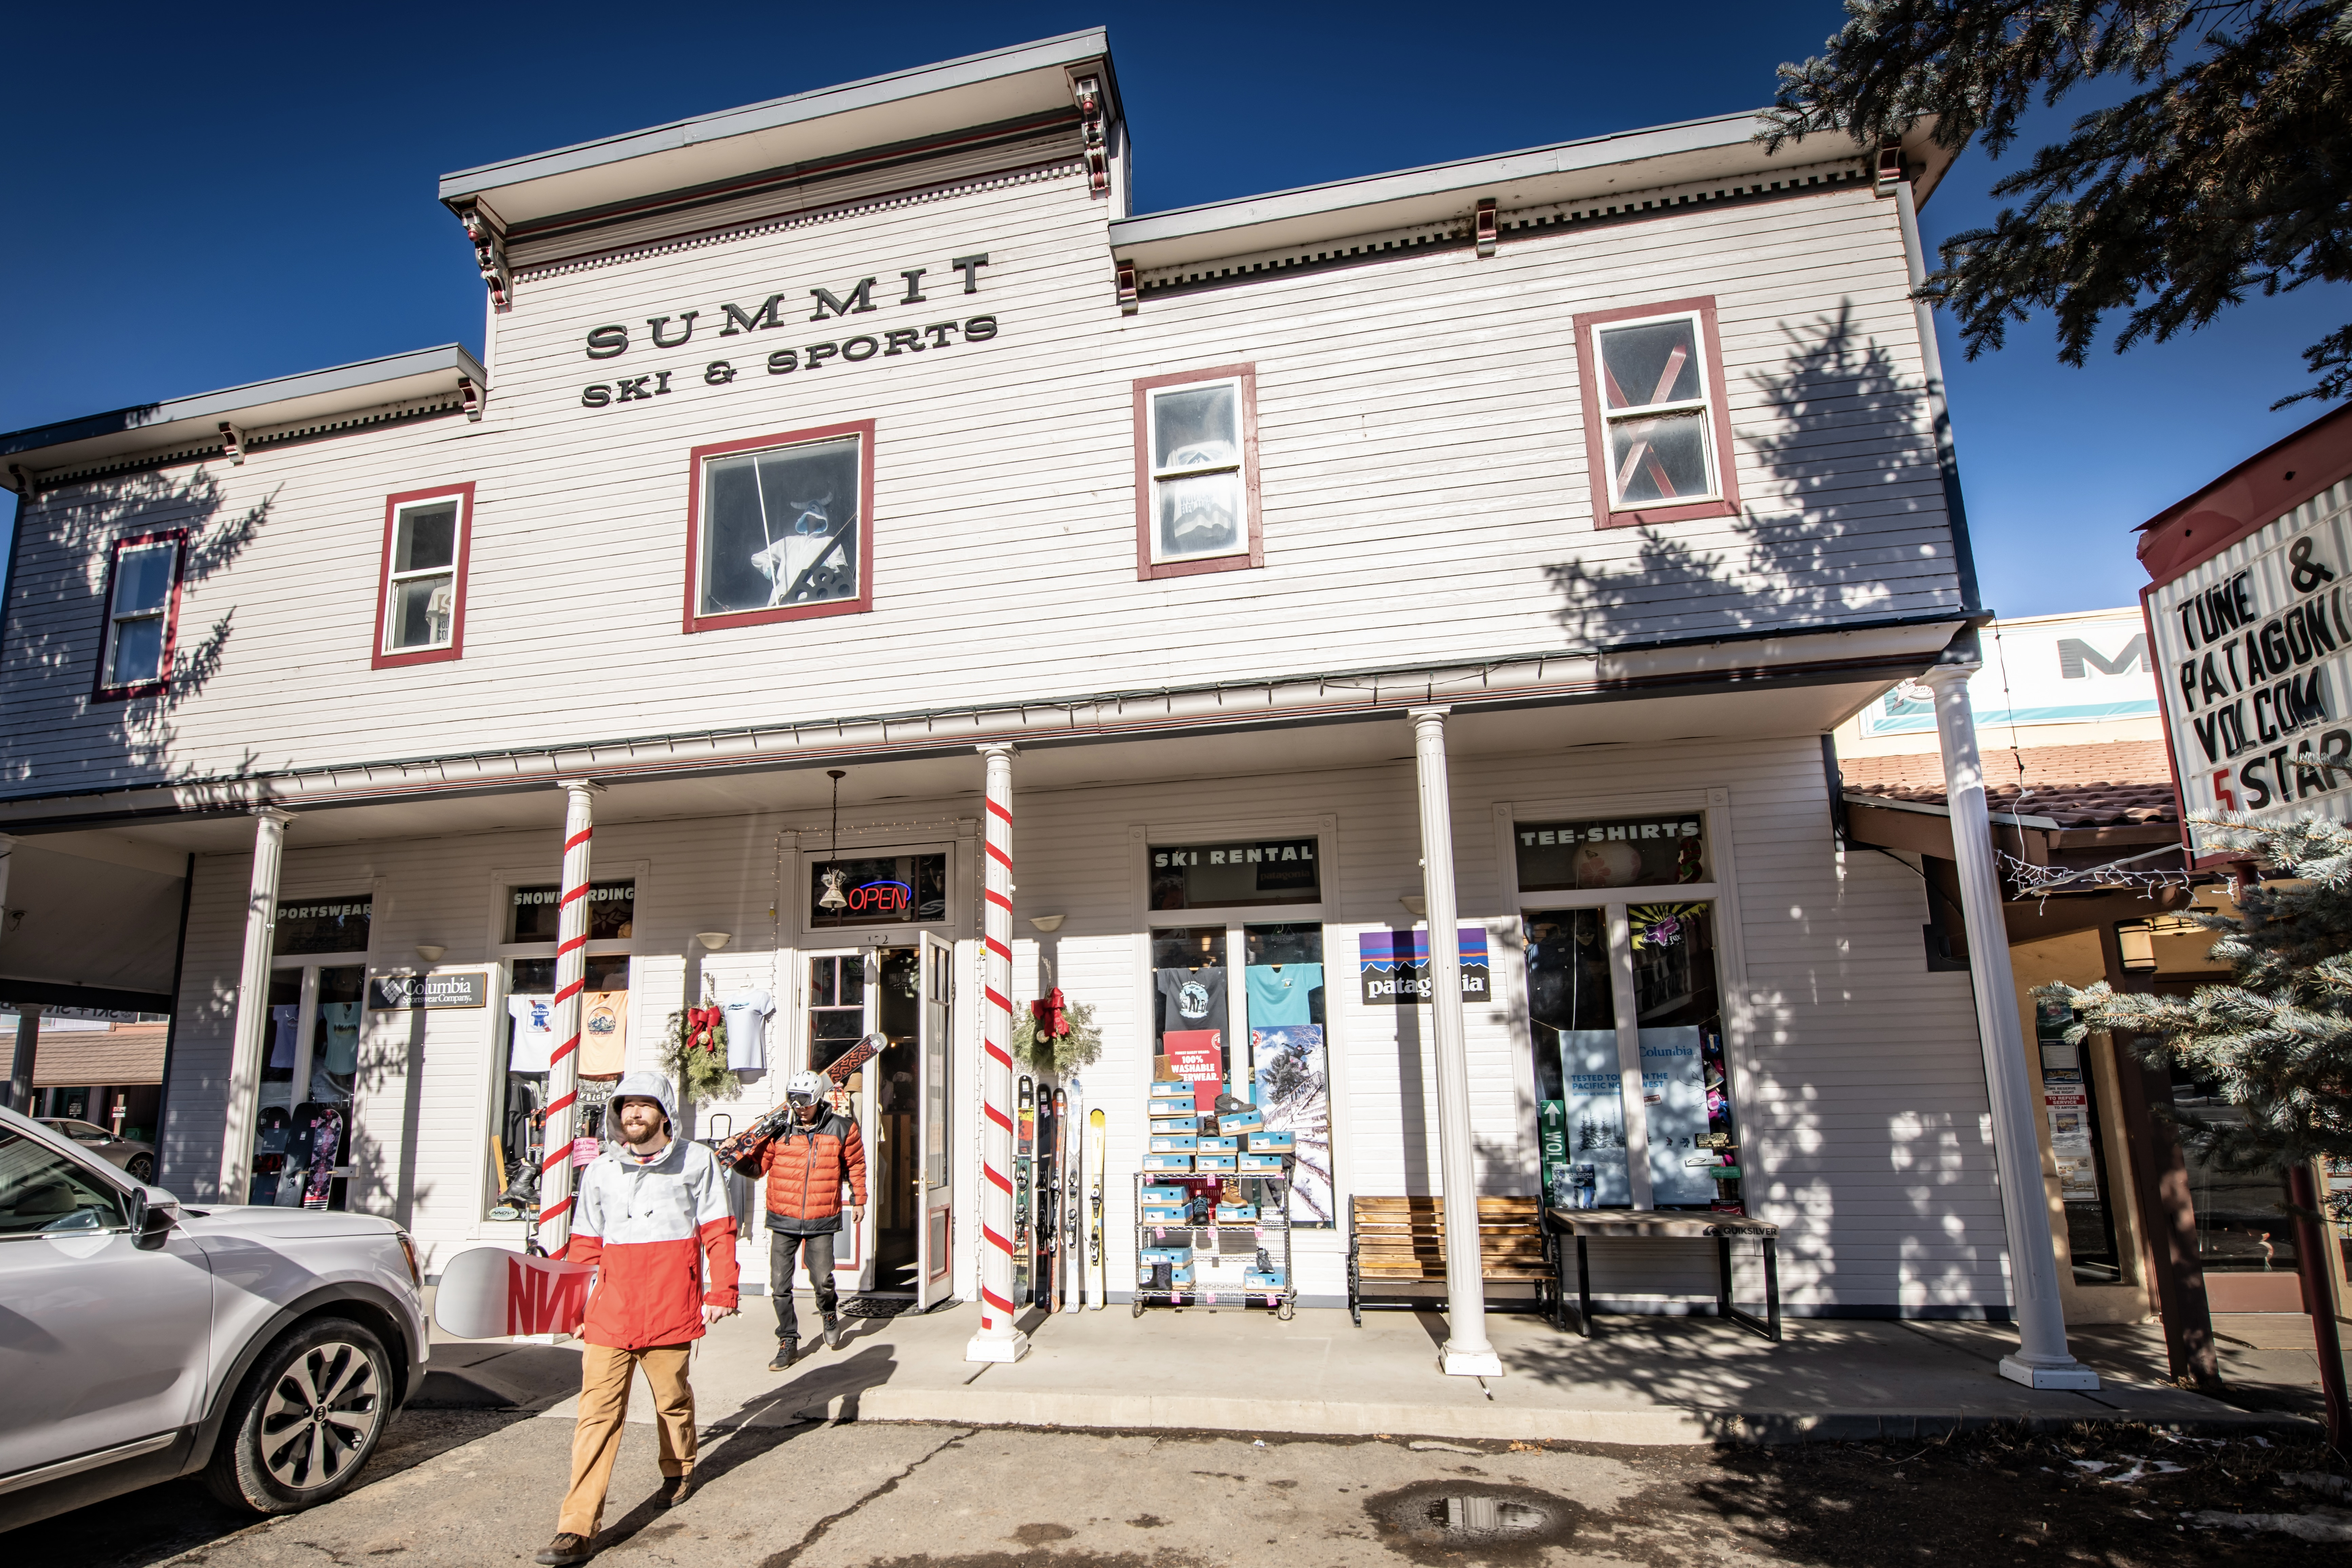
[755,1068,867,1369]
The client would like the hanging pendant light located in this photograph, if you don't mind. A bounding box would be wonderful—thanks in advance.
[818,769,850,912]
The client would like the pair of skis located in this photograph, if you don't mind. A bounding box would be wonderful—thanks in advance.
[1043,1085,1106,1311]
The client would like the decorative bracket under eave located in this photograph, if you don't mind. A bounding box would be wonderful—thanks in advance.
[219,422,246,465]
[5,463,37,498]
[1070,72,1110,197]
[1475,198,1499,258]
[1874,143,1908,197]
[458,375,484,422]
[459,204,513,309]
[1114,261,1138,315]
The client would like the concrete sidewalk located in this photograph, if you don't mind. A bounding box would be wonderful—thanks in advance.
[423,1294,2338,1445]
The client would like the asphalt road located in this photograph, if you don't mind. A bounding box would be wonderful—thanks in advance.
[9,1409,2347,1566]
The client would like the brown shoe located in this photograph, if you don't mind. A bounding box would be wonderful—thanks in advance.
[535,1534,593,1566]
[656,1473,694,1509]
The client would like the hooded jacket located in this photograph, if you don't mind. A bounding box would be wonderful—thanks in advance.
[757,1108,868,1234]
[564,1074,740,1348]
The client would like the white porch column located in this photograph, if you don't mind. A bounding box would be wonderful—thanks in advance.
[968,742,1029,1361]
[1409,707,1500,1377]
[218,807,295,1202]
[1922,663,2099,1390]
[538,780,603,1257]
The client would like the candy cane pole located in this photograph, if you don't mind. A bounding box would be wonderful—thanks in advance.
[967,743,1029,1362]
[537,780,602,1256]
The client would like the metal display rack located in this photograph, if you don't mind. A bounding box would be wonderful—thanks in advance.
[1132,1170,1297,1319]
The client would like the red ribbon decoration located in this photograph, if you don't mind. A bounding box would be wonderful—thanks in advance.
[1029,988,1068,1040]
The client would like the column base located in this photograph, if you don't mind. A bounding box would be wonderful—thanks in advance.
[1999,1353,2101,1391]
[1440,1343,1502,1377]
[965,1330,1031,1364]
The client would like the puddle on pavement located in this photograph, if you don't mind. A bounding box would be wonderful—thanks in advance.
[1364,1481,1586,1562]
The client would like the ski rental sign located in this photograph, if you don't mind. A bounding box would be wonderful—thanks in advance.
[2147,477,2352,856]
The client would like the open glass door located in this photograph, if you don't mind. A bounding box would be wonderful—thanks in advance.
[806,950,878,1294]
[915,931,955,1310]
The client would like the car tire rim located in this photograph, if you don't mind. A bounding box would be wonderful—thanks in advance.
[258,1342,381,1491]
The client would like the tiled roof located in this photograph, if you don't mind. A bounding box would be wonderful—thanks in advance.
[1839,740,2179,829]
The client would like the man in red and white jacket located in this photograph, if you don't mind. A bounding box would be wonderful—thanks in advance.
[537,1072,738,1567]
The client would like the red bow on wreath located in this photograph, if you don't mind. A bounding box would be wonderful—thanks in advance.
[1029,988,1068,1040]
[685,1006,723,1053]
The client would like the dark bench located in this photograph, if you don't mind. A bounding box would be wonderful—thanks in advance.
[1544,1209,1782,1341]
[1346,1195,1554,1325]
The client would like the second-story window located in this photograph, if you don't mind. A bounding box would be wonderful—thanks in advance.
[1133,365,1261,579]
[686,421,873,632]
[372,484,473,669]
[1574,298,1740,528]
[95,532,185,700]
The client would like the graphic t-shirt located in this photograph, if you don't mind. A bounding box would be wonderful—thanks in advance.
[581,991,629,1076]
[1155,966,1228,1036]
[318,1001,362,1075]
[1244,963,1322,1027]
[722,989,773,1072]
[508,995,556,1074]
[269,1005,301,1069]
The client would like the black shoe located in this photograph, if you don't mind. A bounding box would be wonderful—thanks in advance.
[535,1535,593,1566]
[822,1316,844,1351]
[769,1340,797,1372]
[656,1473,694,1509]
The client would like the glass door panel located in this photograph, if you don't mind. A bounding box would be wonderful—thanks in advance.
[916,932,954,1308]
[1525,910,1625,1207]
[1624,904,1736,1208]
[1242,921,1330,1225]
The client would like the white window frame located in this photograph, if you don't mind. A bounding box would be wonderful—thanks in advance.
[382,496,461,654]
[1590,308,1724,510]
[100,535,183,693]
[1144,375,1248,565]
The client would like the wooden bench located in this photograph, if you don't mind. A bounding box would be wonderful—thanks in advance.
[1346,1195,1555,1325]
[1544,1209,1782,1341]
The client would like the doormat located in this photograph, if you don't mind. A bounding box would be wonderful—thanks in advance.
[845,1295,920,1318]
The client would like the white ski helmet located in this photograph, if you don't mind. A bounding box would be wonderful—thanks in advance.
[784,1069,828,1105]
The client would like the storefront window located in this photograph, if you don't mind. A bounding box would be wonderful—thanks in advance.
[1149,837,1319,910]
[807,952,869,1067]
[808,852,947,930]
[1243,921,1330,1226]
[491,952,632,1221]
[509,880,634,943]
[1515,814,1705,892]
[2041,1004,2121,1283]
[1523,900,1739,1211]
[249,963,364,1210]
[700,433,862,614]
[2171,1060,2296,1273]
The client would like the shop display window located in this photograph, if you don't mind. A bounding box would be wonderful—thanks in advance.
[1132,365,1261,580]
[275,894,373,957]
[808,852,947,930]
[2038,1004,2122,1283]
[2169,1055,2297,1274]
[249,962,365,1211]
[686,423,873,632]
[93,531,185,700]
[489,952,633,1220]
[1521,894,1740,1212]
[372,484,472,668]
[1243,922,1331,1226]
[1572,297,1740,529]
[1516,814,1705,891]
[1149,836,1319,910]
[508,880,634,943]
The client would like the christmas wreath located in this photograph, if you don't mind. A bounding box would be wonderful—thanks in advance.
[664,1004,733,1106]
[1012,988,1102,1075]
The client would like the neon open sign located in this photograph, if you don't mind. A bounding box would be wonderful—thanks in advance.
[845,879,911,914]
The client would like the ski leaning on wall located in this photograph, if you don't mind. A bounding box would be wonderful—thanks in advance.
[1087,1106,1107,1310]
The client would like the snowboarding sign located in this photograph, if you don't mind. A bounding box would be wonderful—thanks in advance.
[433,1246,595,1339]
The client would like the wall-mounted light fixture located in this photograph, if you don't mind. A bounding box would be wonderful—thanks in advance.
[414,945,446,963]
[695,932,732,951]
[1028,915,1066,932]
[1398,896,1427,917]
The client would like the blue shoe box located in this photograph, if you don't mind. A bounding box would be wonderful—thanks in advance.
[1244,1269,1286,1291]
[1237,1152,1286,1173]
[1142,1153,1194,1173]
[1149,1134,1198,1152]
[1215,1203,1257,1223]
[1246,1131,1294,1151]
[1147,1114,1200,1134]
[1141,1185,1189,1204]
[1194,1153,1239,1173]
[1194,1135,1239,1152]
[1139,1245,1193,1265]
[1217,1109,1265,1135]
[1142,1204,1188,1225]
[1150,1080,1192,1095]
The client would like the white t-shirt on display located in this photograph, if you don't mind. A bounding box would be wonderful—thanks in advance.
[508,995,557,1074]
[722,989,773,1071]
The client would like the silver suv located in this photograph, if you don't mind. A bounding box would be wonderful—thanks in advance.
[0,1103,427,1528]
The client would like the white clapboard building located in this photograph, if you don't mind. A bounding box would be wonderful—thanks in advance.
[0,32,2091,1374]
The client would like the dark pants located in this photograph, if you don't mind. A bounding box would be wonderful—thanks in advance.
[769,1229,838,1342]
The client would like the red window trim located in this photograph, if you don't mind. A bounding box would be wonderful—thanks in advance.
[1572,296,1741,530]
[683,419,877,634]
[90,529,188,703]
[370,482,476,670]
[1132,364,1263,581]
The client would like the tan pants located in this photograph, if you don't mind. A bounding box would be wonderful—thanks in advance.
[557,1343,695,1539]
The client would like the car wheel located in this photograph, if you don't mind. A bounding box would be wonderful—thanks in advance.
[125,1154,154,1182]
[202,1317,392,1514]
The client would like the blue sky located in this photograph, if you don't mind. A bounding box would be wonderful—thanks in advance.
[3,2,2340,619]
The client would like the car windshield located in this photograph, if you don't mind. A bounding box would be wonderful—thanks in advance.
[0,1127,129,1236]
[46,1120,112,1143]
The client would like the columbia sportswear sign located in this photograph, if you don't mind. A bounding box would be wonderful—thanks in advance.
[2147,480,2352,854]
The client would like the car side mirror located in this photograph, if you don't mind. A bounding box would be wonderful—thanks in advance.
[133,1185,180,1250]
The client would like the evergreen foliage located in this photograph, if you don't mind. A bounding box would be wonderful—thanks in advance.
[1764,2,2352,406]
[1012,998,1103,1076]
[2037,812,2352,1221]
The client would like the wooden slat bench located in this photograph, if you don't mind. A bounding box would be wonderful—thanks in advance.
[1346,1195,1554,1325]
[1544,1209,1782,1341]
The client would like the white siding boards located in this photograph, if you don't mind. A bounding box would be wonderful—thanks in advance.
[0,37,2005,1320]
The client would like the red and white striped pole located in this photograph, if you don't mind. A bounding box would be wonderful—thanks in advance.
[536,780,602,1257]
[966,742,1029,1362]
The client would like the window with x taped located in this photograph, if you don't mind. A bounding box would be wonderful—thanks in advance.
[1596,316,1717,507]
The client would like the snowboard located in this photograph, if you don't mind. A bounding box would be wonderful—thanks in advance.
[1014,1075,1034,1305]
[1086,1106,1107,1310]
[1036,1086,1057,1309]
[433,1246,595,1339]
